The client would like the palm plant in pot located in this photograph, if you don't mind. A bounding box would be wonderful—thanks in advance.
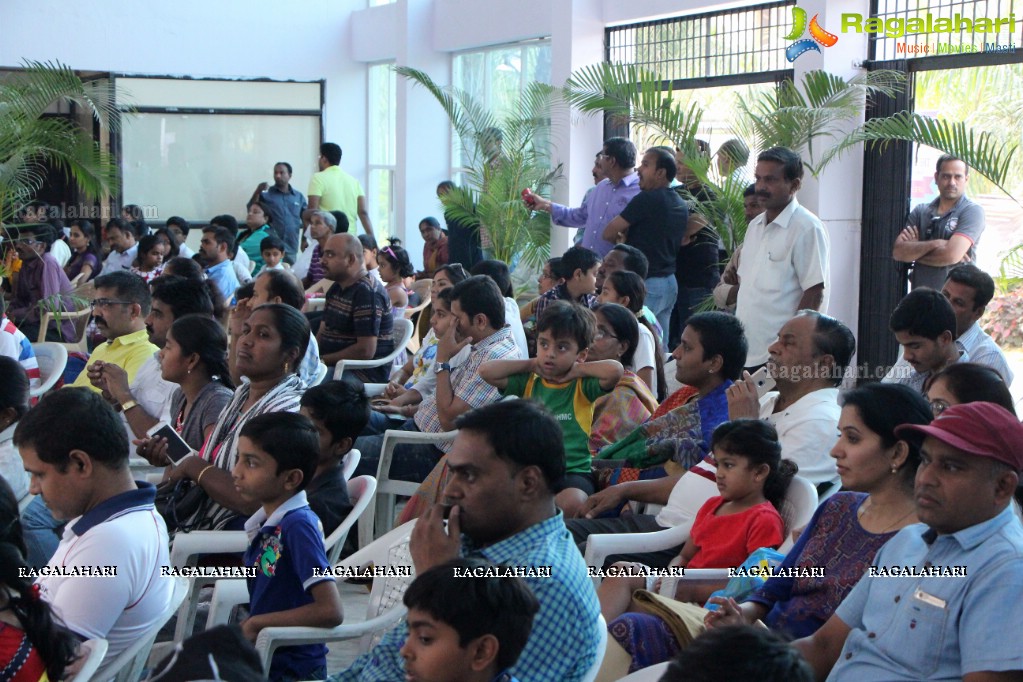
[395,66,562,270]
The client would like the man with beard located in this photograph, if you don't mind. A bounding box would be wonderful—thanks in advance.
[69,271,158,391]
[87,276,214,455]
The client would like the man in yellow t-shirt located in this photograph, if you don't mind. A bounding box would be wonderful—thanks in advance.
[69,271,158,395]
[305,142,374,237]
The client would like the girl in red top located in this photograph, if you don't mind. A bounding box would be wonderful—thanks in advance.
[599,419,795,620]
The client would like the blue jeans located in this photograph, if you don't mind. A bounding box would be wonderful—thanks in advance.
[644,275,678,347]
[353,419,444,484]
[22,496,63,568]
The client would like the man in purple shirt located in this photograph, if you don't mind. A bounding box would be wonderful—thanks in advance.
[7,224,74,341]
[529,137,641,258]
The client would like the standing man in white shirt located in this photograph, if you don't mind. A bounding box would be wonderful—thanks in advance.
[735,147,829,371]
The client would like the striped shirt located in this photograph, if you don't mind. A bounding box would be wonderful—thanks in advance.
[1,315,41,388]
[183,374,304,532]
[319,275,394,383]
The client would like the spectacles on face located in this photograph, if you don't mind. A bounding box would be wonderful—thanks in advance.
[594,327,619,341]
[539,271,554,282]
[929,399,950,417]
[91,298,134,310]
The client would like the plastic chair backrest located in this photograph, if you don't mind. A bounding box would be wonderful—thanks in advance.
[106,576,188,682]
[325,474,377,565]
[341,449,362,482]
[360,527,416,652]
[69,637,108,682]
[777,475,819,553]
[37,307,92,353]
[30,342,68,398]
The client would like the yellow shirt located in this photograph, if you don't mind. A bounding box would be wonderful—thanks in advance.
[307,165,363,229]
[69,328,158,391]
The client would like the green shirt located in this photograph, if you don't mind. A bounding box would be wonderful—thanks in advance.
[503,373,606,473]
[308,165,363,229]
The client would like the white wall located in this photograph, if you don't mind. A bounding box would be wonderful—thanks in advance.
[0,0,366,219]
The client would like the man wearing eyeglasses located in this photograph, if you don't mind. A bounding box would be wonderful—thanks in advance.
[68,271,158,392]
[5,224,74,341]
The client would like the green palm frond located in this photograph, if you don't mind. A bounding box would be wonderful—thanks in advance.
[0,60,120,222]
[997,243,1023,290]
[821,112,1019,200]
[563,62,702,148]
[396,65,560,269]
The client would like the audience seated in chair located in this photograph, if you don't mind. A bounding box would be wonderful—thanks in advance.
[14,388,174,680]
[794,402,1023,681]
[0,478,80,682]
[233,412,344,681]
[99,218,138,276]
[158,304,308,534]
[299,377,371,536]
[480,302,623,518]
[469,260,529,359]
[88,275,214,456]
[415,216,449,280]
[586,304,658,457]
[881,287,965,393]
[596,270,666,400]
[400,558,540,682]
[317,233,395,383]
[69,271,158,390]
[200,225,242,304]
[660,625,813,682]
[5,223,75,341]
[0,299,41,392]
[0,359,32,503]
[64,218,102,284]
[365,287,470,434]
[329,399,603,682]
[606,383,932,675]
[353,275,519,485]
[230,268,322,388]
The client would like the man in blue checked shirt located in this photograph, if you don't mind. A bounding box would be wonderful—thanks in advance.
[328,399,602,682]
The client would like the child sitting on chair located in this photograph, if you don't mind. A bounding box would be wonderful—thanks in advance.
[298,376,370,537]
[234,412,344,681]
[480,301,623,518]
[400,558,540,682]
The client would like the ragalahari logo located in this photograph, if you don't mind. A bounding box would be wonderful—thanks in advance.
[785,7,839,62]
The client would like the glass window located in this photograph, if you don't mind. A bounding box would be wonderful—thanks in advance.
[368,62,397,238]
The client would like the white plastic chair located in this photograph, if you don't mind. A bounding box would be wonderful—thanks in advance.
[207,519,419,674]
[312,360,329,386]
[341,449,362,482]
[30,342,68,399]
[585,475,819,589]
[103,576,188,682]
[334,318,414,380]
[68,637,107,682]
[37,306,92,354]
[170,475,377,641]
[362,428,457,548]
[582,613,609,682]
[655,476,819,599]
[614,661,670,681]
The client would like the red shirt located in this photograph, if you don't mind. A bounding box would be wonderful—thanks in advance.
[0,622,48,682]
[688,497,784,569]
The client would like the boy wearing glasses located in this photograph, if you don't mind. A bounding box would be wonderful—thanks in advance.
[5,224,75,341]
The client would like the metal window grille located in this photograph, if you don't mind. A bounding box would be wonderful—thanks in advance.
[870,0,1023,60]
[606,1,795,81]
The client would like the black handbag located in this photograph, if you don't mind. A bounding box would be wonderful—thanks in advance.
[155,479,209,533]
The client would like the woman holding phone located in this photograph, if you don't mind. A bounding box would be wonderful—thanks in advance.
[135,314,235,460]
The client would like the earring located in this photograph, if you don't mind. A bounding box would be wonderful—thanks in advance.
[284,362,290,373]
[891,465,898,474]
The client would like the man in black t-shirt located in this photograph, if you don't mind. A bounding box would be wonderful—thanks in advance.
[602,147,687,345]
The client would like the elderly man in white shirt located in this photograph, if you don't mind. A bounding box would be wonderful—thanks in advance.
[735,147,829,371]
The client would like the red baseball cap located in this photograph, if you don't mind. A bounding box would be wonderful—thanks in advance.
[895,402,1023,471]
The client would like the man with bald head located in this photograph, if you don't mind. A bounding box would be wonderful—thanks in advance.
[318,232,394,382]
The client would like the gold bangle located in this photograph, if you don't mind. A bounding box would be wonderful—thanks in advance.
[195,464,216,487]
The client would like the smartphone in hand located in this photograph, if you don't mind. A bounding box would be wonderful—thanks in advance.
[749,367,777,398]
[145,422,195,465]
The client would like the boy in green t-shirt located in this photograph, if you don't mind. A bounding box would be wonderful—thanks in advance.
[480,301,623,517]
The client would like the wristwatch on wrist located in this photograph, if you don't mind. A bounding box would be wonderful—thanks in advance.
[120,399,139,413]
[436,362,452,373]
